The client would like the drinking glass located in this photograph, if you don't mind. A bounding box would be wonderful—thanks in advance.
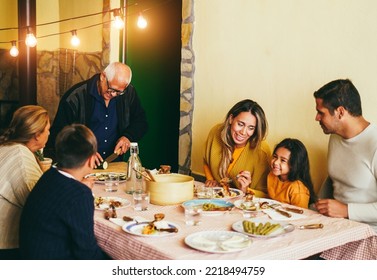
[184,205,202,226]
[133,191,150,211]
[196,184,213,199]
[104,173,119,192]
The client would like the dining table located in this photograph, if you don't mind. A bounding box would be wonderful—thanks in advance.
[92,162,377,260]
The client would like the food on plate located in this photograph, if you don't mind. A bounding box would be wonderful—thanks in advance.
[94,196,123,208]
[90,172,127,181]
[213,188,238,198]
[142,223,156,235]
[259,201,269,209]
[242,220,281,235]
[202,202,232,211]
[110,205,117,218]
[219,178,231,197]
[244,189,255,202]
[141,216,178,235]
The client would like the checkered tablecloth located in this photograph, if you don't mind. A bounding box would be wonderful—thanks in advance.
[93,163,376,260]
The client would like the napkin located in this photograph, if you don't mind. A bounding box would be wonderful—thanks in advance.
[192,236,217,250]
[219,236,251,250]
[154,221,170,229]
[262,209,306,221]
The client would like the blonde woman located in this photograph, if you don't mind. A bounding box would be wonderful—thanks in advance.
[204,99,271,197]
[0,105,50,259]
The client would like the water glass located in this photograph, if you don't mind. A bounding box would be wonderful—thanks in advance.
[184,205,202,226]
[133,191,150,211]
[104,172,119,192]
[196,184,213,199]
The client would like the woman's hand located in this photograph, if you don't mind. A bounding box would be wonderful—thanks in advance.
[236,170,251,193]
[205,179,218,187]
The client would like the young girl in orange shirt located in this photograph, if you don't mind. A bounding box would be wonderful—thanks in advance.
[267,138,317,208]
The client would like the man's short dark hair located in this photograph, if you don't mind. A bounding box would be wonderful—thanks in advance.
[313,79,362,116]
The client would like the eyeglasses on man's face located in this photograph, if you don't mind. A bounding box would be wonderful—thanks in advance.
[105,77,127,96]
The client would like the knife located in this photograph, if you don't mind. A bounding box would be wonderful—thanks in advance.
[283,207,304,214]
[274,208,292,218]
[104,148,122,164]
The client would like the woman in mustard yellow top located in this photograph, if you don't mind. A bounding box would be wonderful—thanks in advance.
[267,138,317,208]
[204,99,271,197]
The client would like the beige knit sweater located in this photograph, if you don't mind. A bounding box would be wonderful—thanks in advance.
[0,144,42,249]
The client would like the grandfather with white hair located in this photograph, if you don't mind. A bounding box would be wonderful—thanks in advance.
[47,62,148,166]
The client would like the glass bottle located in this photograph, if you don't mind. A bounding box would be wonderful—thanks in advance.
[125,142,143,194]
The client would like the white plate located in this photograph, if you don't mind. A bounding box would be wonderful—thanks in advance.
[212,187,243,200]
[122,221,179,237]
[86,172,127,184]
[94,196,130,210]
[185,231,252,253]
[232,217,295,238]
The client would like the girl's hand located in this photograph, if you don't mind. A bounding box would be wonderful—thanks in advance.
[205,179,218,187]
[236,170,251,193]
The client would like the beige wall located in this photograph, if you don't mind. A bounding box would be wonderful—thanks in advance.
[0,0,18,45]
[191,0,377,192]
[37,0,121,55]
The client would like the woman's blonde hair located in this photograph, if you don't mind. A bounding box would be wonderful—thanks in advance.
[0,105,49,146]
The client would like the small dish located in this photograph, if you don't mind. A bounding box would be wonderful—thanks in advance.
[182,199,234,216]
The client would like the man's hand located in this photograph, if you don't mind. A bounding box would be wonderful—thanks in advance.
[315,199,348,218]
[115,136,131,155]
[94,152,104,167]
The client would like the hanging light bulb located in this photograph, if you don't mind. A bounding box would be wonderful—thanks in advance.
[25,27,37,47]
[10,41,19,57]
[70,30,80,47]
[112,9,124,29]
[137,13,148,29]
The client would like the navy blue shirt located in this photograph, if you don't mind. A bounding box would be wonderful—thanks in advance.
[88,83,118,158]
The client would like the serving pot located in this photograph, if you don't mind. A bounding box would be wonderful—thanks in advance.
[146,173,194,205]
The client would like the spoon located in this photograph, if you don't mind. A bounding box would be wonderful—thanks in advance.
[145,169,157,182]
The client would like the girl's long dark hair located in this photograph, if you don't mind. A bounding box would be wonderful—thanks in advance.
[274,138,317,205]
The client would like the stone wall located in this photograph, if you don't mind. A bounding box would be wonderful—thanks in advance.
[37,49,104,122]
[179,0,195,175]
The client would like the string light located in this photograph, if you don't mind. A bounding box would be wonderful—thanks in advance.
[112,9,125,29]
[0,0,175,54]
[70,30,80,47]
[25,27,37,47]
[137,13,147,29]
[9,41,19,57]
